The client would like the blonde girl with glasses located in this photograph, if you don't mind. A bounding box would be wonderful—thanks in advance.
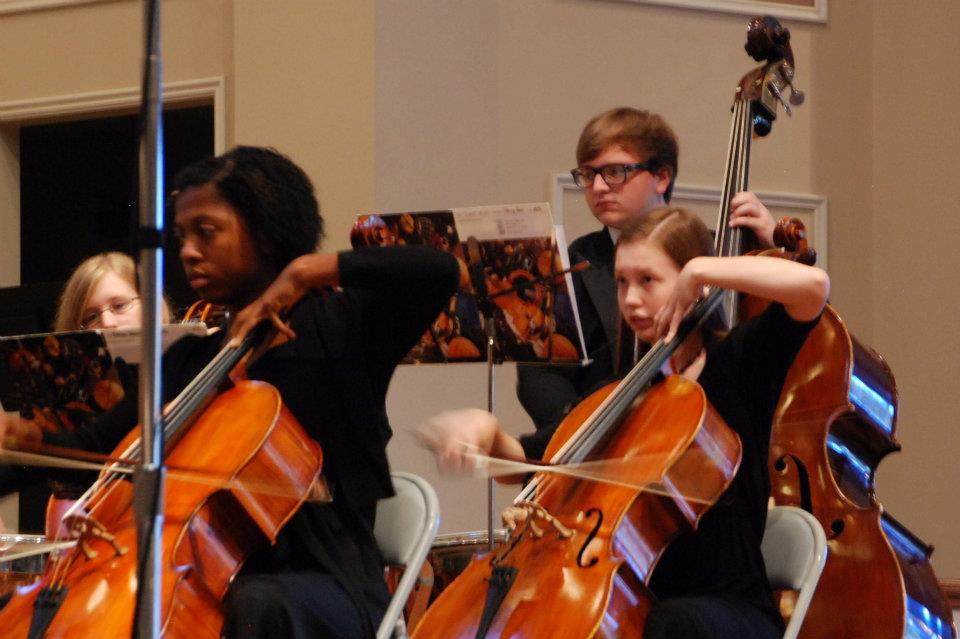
[9,252,172,536]
[54,252,170,331]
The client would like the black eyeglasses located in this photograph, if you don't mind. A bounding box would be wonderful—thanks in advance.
[570,161,658,189]
[80,297,140,329]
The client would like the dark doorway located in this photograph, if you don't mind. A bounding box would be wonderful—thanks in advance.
[14,104,214,331]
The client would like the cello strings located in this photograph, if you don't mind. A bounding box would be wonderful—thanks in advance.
[10,330,267,586]
[515,289,724,505]
[461,449,715,506]
[78,334,255,518]
[514,344,666,503]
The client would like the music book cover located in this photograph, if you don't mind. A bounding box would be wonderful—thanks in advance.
[351,203,588,365]
[0,324,208,436]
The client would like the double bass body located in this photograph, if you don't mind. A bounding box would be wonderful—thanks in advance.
[769,304,955,638]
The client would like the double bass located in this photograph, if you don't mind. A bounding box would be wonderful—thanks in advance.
[715,16,955,639]
[0,327,323,637]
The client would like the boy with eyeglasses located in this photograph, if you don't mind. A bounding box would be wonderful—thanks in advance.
[516,107,776,457]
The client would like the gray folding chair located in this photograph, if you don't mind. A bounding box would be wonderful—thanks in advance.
[761,505,828,639]
[374,472,440,639]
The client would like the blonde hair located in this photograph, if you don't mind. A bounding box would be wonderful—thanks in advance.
[55,252,171,331]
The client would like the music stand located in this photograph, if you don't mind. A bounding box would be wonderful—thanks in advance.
[352,203,588,548]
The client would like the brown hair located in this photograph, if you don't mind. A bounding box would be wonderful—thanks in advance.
[55,252,171,331]
[617,207,724,340]
[576,107,679,201]
[618,207,714,267]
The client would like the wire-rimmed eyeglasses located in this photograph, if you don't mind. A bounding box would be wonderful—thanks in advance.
[570,161,658,189]
[80,297,141,329]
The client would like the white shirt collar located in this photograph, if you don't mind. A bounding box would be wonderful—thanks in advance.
[607,226,621,245]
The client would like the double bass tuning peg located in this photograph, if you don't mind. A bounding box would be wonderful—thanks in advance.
[767,73,805,116]
[788,84,805,106]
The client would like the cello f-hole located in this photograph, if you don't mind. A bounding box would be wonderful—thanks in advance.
[577,508,603,569]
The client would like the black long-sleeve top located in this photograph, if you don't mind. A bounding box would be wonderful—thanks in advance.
[43,245,459,625]
[648,303,818,630]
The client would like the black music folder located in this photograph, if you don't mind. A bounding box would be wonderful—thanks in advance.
[0,325,208,435]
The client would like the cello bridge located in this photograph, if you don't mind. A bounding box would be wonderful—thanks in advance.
[502,501,574,540]
[63,514,129,560]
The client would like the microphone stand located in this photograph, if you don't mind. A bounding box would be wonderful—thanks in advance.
[133,0,165,636]
[465,238,501,551]
[466,237,588,551]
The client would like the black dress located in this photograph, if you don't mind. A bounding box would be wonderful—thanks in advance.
[645,302,818,639]
[43,245,460,639]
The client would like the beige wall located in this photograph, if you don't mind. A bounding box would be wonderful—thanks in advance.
[0,0,232,288]
[870,1,960,575]
[232,0,375,249]
[1,0,958,585]
[0,128,19,287]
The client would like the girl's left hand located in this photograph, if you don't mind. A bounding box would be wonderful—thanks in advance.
[729,191,776,249]
[655,262,705,343]
[228,263,307,347]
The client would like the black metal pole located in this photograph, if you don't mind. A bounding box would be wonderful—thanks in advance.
[485,317,496,551]
[133,0,165,636]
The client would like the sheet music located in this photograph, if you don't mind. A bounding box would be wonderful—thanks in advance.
[101,323,211,363]
[0,324,210,431]
[553,221,590,366]
[452,203,555,241]
[352,203,589,365]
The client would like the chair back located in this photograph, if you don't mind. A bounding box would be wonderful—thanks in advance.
[761,505,828,639]
[374,472,440,639]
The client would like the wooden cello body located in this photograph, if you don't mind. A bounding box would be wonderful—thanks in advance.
[412,373,741,638]
[0,341,323,637]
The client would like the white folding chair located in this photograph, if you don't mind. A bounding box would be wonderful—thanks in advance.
[761,505,828,639]
[374,472,440,639]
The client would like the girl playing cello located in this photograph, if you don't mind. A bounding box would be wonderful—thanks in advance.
[422,206,829,638]
[1,146,460,638]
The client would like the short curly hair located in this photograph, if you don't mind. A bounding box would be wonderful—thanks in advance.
[171,146,323,275]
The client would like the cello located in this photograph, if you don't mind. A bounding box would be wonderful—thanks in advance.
[412,290,744,638]
[714,16,956,639]
[0,327,324,637]
[37,301,228,541]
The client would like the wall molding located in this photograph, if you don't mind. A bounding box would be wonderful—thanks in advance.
[612,0,828,24]
[0,0,116,15]
[0,76,226,153]
[551,173,829,271]
[940,578,960,609]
